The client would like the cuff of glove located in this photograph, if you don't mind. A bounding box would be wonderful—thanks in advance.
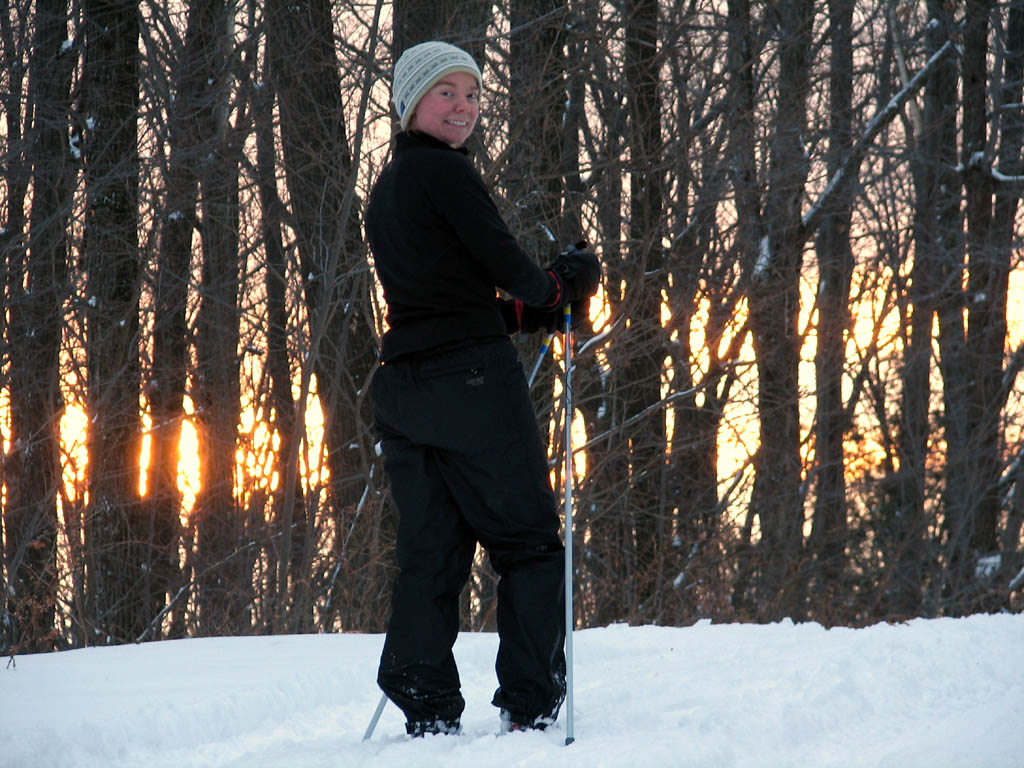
[545,270,564,308]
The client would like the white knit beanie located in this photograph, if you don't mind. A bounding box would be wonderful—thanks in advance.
[392,41,483,130]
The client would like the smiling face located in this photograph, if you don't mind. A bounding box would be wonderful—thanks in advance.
[408,71,480,147]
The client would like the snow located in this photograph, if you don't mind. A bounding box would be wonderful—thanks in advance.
[754,236,771,277]
[992,167,1024,183]
[976,554,1001,579]
[3,615,1023,768]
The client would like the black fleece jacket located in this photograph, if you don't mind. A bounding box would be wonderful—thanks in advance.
[365,131,558,362]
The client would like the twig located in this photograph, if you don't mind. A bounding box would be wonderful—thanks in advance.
[571,360,756,456]
[134,530,294,644]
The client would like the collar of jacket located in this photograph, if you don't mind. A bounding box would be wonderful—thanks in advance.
[395,130,470,156]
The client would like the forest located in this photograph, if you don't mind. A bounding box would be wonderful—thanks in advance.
[1,0,1022,654]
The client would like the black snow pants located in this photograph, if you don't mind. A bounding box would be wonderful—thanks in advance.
[371,336,567,729]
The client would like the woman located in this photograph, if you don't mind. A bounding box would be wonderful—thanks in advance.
[365,40,600,737]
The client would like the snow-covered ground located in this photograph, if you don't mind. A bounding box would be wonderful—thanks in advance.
[3,614,1022,767]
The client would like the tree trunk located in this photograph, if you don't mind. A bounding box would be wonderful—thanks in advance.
[191,3,244,634]
[391,0,491,66]
[809,0,855,620]
[745,0,814,621]
[912,3,972,614]
[252,53,300,633]
[617,0,669,622]
[891,4,963,617]
[506,0,569,259]
[994,4,1024,607]
[2,0,75,653]
[560,0,627,626]
[961,0,1024,610]
[0,0,31,649]
[147,0,228,641]
[80,0,145,644]
[724,0,763,620]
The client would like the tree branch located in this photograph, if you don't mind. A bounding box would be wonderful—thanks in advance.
[802,38,960,238]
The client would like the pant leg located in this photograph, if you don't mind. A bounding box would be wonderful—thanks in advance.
[487,542,567,726]
[422,342,567,724]
[373,367,477,726]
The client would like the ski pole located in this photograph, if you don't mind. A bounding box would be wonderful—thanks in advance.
[527,332,555,388]
[363,691,388,741]
[562,304,576,746]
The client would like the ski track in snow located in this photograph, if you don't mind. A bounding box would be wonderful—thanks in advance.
[2,615,1022,767]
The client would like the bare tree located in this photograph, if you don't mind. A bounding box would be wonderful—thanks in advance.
[809,0,856,618]
[661,0,746,624]
[720,0,815,621]
[392,0,491,62]
[613,0,670,622]
[145,0,229,641]
[266,0,380,631]
[990,0,1024,604]
[78,0,146,643]
[190,0,246,634]
[952,0,1024,610]
[251,32,299,633]
[887,9,936,617]
[504,0,571,257]
[2,0,75,653]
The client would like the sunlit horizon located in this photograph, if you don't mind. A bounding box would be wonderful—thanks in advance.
[5,260,1021,537]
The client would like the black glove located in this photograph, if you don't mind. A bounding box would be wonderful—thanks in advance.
[500,298,590,334]
[546,242,601,306]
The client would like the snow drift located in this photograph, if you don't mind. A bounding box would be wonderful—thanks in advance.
[2,614,1022,767]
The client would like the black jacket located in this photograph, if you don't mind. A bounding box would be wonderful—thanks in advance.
[365,131,557,362]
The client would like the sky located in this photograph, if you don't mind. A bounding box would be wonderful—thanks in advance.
[2,614,1022,768]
